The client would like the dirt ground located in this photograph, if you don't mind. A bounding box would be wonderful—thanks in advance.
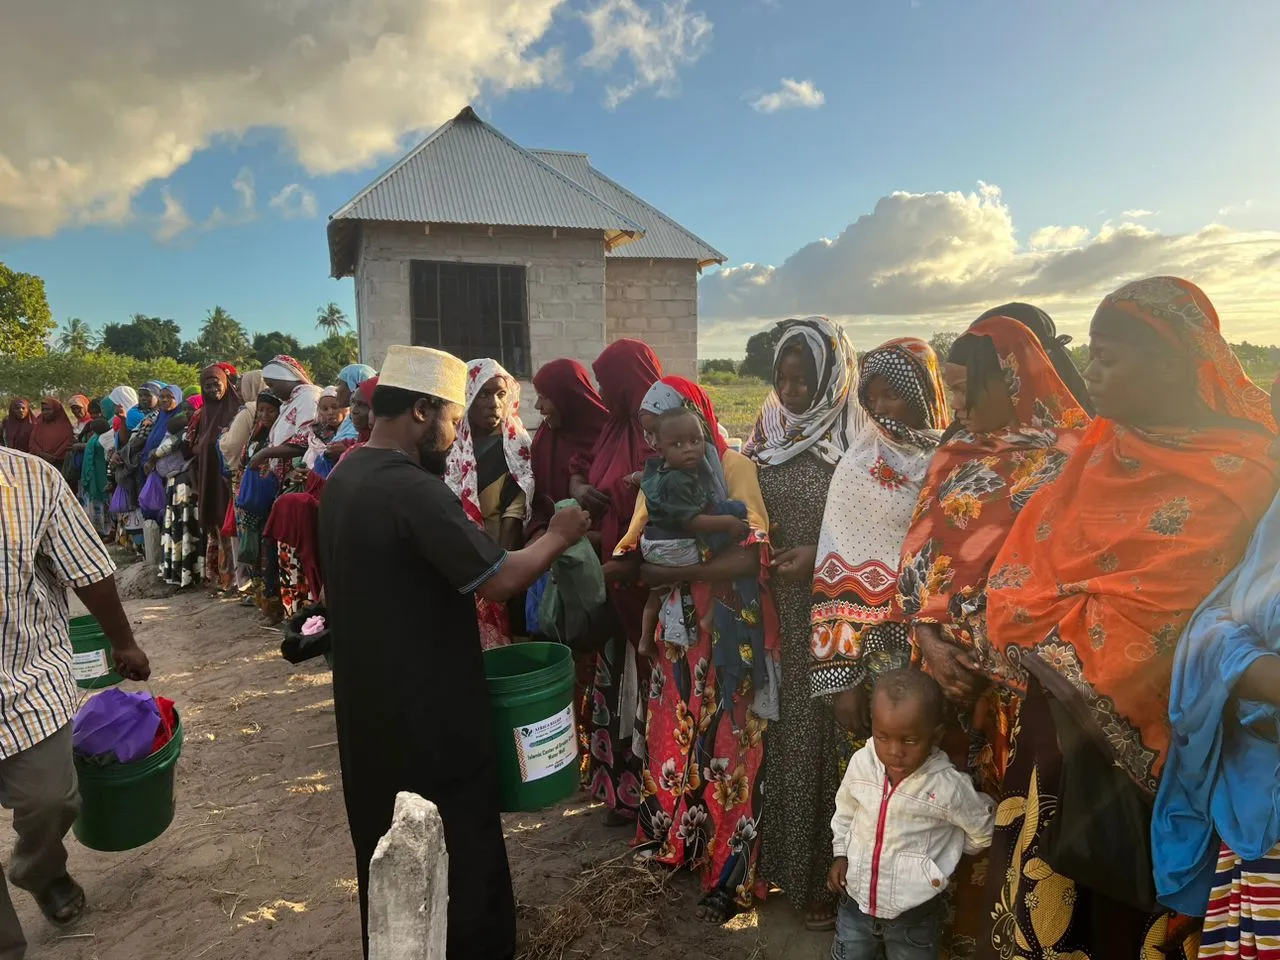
[6,564,828,960]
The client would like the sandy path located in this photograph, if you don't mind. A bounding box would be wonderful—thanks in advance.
[6,568,824,959]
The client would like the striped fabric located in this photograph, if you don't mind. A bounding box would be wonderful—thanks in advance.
[0,449,115,759]
[1200,841,1280,959]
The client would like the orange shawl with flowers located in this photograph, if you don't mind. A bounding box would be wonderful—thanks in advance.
[893,316,1091,675]
[987,277,1279,793]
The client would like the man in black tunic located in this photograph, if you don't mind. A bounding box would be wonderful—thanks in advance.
[319,345,590,960]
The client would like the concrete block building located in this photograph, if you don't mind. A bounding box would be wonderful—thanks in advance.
[326,106,725,393]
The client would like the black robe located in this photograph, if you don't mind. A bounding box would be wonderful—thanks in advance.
[319,447,515,960]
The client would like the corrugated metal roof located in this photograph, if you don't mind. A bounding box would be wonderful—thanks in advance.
[328,105,726,277]
[328,107,643,277]
[532,150,726,267]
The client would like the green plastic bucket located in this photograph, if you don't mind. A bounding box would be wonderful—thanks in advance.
[73,712,184,852]
[483,642,578,812]
[67,616,122,690]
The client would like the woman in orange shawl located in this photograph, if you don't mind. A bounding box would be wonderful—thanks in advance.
[894,316,1091,778]
[978,277,1279,960]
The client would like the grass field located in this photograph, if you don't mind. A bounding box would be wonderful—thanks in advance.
[702,378,770,438]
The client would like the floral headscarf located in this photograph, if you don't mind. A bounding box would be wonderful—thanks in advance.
[1098,276,1276,431]
[987,278,1279,791]
[744,316,859,467]
[893,315,1091,667]
[445,359,534,529]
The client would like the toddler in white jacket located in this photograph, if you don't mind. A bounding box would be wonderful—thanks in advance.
[827,669,995,959]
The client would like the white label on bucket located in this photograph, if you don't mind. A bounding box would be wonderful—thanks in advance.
[71,648,109,681]
[512,705,577,783]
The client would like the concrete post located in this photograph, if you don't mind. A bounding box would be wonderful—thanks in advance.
[368,792,449,960]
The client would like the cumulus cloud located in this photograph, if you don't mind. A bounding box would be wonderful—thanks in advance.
[0,0,583,237]
[698,182,1280,354]
[270,184,319,220]
[582,0,712,108]
[1029,225,1091,250]
[751,78,825,113]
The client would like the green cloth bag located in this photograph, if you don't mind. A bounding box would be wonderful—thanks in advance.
[538,499,607,647]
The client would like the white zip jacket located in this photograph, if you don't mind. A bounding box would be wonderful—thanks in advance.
[831,744,995,919]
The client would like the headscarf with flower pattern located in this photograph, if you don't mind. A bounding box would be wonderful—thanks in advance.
[444,359,534,651]
[986,277,1279,792]
[445,359,534,530]
[744,316,859,467]
[893,316,1092,664]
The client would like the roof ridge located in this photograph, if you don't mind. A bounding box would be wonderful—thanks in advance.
[587,164,726,263]
[529,148,589,158]
[329,106,642,234]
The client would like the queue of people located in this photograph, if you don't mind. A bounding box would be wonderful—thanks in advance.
[3,273,1278,960]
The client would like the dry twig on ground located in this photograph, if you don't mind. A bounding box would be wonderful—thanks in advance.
[517,852,675,960]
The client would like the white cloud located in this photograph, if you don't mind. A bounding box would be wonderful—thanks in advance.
[698,182,1280,355]
[750,78,825,113]
[1121,208,1155,219]
[582,0,712,108]
[0,0,573,237]
[154,189,193,242]
[1028,225,1090,250]
[269,183,319,220]
[1219,199,1255,216]
[203,167,258,230]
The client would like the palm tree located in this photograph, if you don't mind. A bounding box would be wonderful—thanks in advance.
[315,302,350,337]
[57,317,97,353]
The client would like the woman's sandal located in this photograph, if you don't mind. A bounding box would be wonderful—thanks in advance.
[804,907,837,932]
[695,890,741,925]
[35,875,85,926]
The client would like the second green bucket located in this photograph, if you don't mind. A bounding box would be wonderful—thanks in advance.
[483,642,578,812]
[67,615,122,690]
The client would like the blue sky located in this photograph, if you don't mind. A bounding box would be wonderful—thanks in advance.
[3,0,1278,356]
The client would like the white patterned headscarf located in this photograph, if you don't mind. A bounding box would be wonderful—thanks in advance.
[743,316,858,467]
[444,359,534,529]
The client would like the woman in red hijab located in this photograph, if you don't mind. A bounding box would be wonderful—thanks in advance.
[2,397,35,452]
[563,341,662,827]
[529,359,609,529]
[28,397,76,469]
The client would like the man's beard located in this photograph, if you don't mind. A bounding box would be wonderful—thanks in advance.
[417,421,450,475]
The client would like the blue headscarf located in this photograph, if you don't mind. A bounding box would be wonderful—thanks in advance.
[1153,491,1280,915]
[337,364,376,393]
[333,364,377,441]
[140,385,183,460]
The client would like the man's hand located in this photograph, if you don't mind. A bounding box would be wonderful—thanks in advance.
[326,442,347,460]
[113,643,151,682]
[547,504,591,547]
[771,544,818,581]
[249,450,270,470]
[826,857,849,895]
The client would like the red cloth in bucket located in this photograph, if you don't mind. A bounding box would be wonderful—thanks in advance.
[151,697,177,754]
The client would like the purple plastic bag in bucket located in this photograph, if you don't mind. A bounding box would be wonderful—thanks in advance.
[73,689,161,764]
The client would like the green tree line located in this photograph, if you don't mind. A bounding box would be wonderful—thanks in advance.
[1,260,358,397]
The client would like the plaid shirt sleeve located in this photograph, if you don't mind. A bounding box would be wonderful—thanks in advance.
[40,467,116,588]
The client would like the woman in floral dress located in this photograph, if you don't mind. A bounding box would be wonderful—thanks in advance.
[741,317,859,928]
[616,377,779,924]
[979,277,1278,960]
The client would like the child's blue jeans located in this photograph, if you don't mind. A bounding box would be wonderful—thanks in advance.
[831,892,943,960]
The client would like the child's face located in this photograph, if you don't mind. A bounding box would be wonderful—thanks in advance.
[316,397,341,428]
[870,690,941,785]
[656,414,705,472]
[257,401,280,431]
